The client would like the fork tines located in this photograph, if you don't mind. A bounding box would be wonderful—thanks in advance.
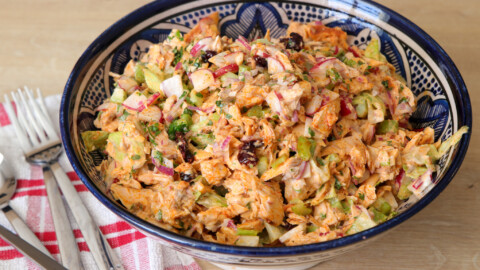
[3,87,58,153]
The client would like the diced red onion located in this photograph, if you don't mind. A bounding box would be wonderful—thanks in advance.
[146,93,161,106]
[237,35,251,51]
[395,169,405,189]
[227,220,236,229]
[213,64,239,78]
[274,91,284,101]
[334,46,339,55]
[340,96,353,116]
[314,21,323,25]
[296,161,308,180]
[221,136,232,150]
[122,91,147,112]
[151,156,174,176]
[117,76,138,91]
[309,58,336,74]
[396,102,413,114]
[190,37,213,57]
[292,110,299,123]
[175,62,182,71]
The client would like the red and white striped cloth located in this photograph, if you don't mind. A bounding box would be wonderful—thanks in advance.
[0,95,201,270]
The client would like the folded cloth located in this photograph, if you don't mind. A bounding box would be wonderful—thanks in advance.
[0,95,201,270]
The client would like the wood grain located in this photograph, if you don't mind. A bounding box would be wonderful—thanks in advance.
[1,1,478,269]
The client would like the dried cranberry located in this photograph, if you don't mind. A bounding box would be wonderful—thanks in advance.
[201,50,217,63]
[175,132,194,163]
[280,32,304,51]
[238,140,263,166]
[253,55,267,68]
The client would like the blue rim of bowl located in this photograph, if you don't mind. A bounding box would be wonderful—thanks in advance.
[60,0,472,257]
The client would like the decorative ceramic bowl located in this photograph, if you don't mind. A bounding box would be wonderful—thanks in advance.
[60,0,472,269]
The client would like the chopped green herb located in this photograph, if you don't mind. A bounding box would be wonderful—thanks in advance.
[399,97,408,104]
[172,47,183,66]
[131,154,141,160]
[381,80,392,90]
[359,193,365,200]
[334,177,342,190]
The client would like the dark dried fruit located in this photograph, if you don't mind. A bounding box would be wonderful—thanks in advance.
[280,32,304,51]
[180,172,194,182]
[176,132,194,163]
[238,140,263,166]
[201,50,217,63]
[253,55,267,68]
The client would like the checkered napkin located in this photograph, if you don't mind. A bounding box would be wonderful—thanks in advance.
[0,94,201,270]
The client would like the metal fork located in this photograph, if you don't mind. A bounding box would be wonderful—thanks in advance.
[4,87,123,270]
[3,88,83,270]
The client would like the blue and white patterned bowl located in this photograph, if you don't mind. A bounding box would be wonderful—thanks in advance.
[60,0,472,268]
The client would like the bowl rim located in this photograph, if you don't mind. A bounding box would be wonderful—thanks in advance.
[60,0,472,257]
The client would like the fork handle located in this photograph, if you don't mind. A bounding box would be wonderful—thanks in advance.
[43,167,84,270]
[50,162,124,270]
[2,205,53,258]
[0,223,66,270]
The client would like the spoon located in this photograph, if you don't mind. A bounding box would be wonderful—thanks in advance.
[0,153,66,269]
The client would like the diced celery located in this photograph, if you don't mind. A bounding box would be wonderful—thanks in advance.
[190,117,209,133]
[371,208,387,223]
[220,72,238,83]
[236,229,259,236]
[210,112,220,122]
[144,68,162,92]
[325,184,337,200]
[376,120,398,134]
[246,105,264,118]
[379,202,391,215]
[346,211,377,235]
[264,222,285,243]
[189,91,204,107]
[427,145,440,163]
[107,132,127,162]
[257,156,268,176]
[236,236,260,247]
[406,166,427,180]
[196,193,227,208]
[397,179,413,200]
[108,132,122,147]
[355,102,368,118]
[327,153,340,163]
[81,130,109,152]
[291,201,312,216]
[135,64,145,83]
[297,136,312,161]
[327,197,343,211]
[180,114,193,126]
[373,198,391,215]
[435,126,469,159]
[307,225,318,233]
[364,38,384,61]
[110,87,127,104]
[239,65,251,74]
[191,133,215,148]
[255,39,273,45]
[271,155,288,169]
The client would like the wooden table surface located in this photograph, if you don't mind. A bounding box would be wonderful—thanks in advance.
[1,0,478,269]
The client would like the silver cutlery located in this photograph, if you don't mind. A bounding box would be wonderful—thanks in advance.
[3,88,83,270]
[3,87,124,270]
[0,153,66,269]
